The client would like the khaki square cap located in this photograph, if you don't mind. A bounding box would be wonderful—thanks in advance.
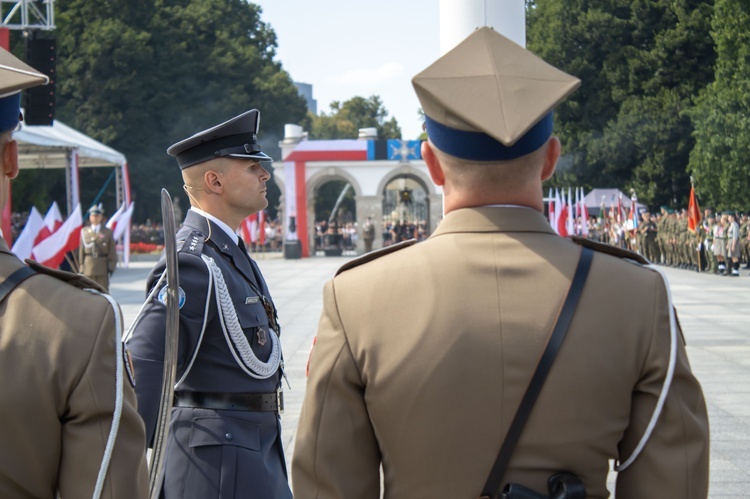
[412,27,580,147]
[0,47,49,97]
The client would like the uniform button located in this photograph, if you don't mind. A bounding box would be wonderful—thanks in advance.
[225,433,233,440]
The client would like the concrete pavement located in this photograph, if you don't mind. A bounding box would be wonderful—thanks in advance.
[110,253,750,497]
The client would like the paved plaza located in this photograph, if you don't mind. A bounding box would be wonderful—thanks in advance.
[111,252,750,497]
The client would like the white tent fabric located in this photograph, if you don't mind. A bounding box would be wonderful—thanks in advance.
[14,119,126,169]
[584,188,648,214]
[10,119,132,266]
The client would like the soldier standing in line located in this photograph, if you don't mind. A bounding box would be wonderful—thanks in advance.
[703,215,718,274]
[127,110,292,499]
[639,211,659,262]
[656,207,669,265]
[726,211,741,277]
[79,204,118,291]
[740,212,750,270]
[666,207,678,266]
[714,213,728,275]
[0,47,148,499]
[678,210,688,268]
[362,216,375,253]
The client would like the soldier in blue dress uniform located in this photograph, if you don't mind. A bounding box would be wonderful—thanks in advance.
[127,109,292,498]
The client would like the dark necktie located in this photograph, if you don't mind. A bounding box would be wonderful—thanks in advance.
[238,240,251,260]
[237,240,262,288]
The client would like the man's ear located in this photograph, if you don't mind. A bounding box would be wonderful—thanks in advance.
[3,140,19,180]
[422,141,445,186]
[540,137,560,182]
[204,169,223,193]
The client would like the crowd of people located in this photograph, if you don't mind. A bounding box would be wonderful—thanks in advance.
[382,219,428,246]
[585,207,750,276]
[313,220,359,254]
[313,218,430,254]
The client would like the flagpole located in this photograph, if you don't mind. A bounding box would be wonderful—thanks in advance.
[66,252,80,274]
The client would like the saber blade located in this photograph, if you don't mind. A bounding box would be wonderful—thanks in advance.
[148,189,180,498]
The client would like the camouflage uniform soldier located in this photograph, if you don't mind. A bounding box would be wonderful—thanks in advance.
[656,208,669,265]
[639,212,659,263]
[703,216,717,274]
[669,209,680,267]
[740,213,750,269]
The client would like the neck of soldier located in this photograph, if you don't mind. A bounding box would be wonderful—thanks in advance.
[443,181,545,214]
[189,198,247,232]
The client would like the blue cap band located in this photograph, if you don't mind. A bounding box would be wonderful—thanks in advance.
[424,112,553,161]
[0,93,22,133]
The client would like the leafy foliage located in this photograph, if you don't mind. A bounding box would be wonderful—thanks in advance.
[309,96,401,140]
[13,0,308,221]
[528,0,720,210]
[687,0,750,211]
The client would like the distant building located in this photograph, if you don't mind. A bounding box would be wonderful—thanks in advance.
[276,125,436,258]
[294,82,317,115]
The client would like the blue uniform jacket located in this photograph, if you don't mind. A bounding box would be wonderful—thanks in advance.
[127,210,291,499]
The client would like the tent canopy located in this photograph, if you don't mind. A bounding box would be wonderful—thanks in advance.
[584,188,648,214]
[14,119,126,169]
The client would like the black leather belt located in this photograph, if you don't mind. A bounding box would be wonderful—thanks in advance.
[174,390,282,413]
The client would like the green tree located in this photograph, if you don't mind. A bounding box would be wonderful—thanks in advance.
[13,0,308,222]
[528,0,715,210]
[310,95,401,140]
[687,0,750,211]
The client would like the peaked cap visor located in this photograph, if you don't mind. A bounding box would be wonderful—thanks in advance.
[167,109,271,169]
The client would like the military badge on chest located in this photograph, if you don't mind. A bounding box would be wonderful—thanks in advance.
[257,327,267,346]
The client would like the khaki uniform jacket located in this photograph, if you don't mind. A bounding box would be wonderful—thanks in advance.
[0,239,148,498]
[293,207,709,499]
[79,225,117,288]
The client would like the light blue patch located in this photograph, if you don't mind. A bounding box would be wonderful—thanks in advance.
[158,285,186,309]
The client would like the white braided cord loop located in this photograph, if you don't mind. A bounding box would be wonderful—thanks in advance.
[86,290,124,499]
[202,255,281,379]
[613,264,677,472]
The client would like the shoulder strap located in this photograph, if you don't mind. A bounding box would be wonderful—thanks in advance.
[481,247,594,499]
[0,266,37,305]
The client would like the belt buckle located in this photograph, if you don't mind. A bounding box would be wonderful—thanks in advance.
[277,388,284,414]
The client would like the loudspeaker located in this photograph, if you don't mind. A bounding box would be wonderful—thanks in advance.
[23,35,56,126]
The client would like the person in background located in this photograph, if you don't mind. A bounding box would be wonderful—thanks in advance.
[726,211,741,277]
[362,216,375,253]
[79,204,117,291]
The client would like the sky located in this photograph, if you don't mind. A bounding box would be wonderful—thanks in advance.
[252,0,440,140]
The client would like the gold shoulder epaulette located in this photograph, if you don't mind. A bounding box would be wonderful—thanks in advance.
[570,236,650,265]
[335,239,417,276]
[24,259,108,293]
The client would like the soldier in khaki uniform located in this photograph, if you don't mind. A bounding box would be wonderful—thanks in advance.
[702,215,717,273]
[79,204,117,290]
[0,48,148,499]
[656,207,669,265]
[639,211,659,262]
[740,212,750,269]
[293,28,708,499]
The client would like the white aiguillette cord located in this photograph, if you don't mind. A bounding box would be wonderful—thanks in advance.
[86,290,124,499]
[202,255,281,379]
[614,264,677,472]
